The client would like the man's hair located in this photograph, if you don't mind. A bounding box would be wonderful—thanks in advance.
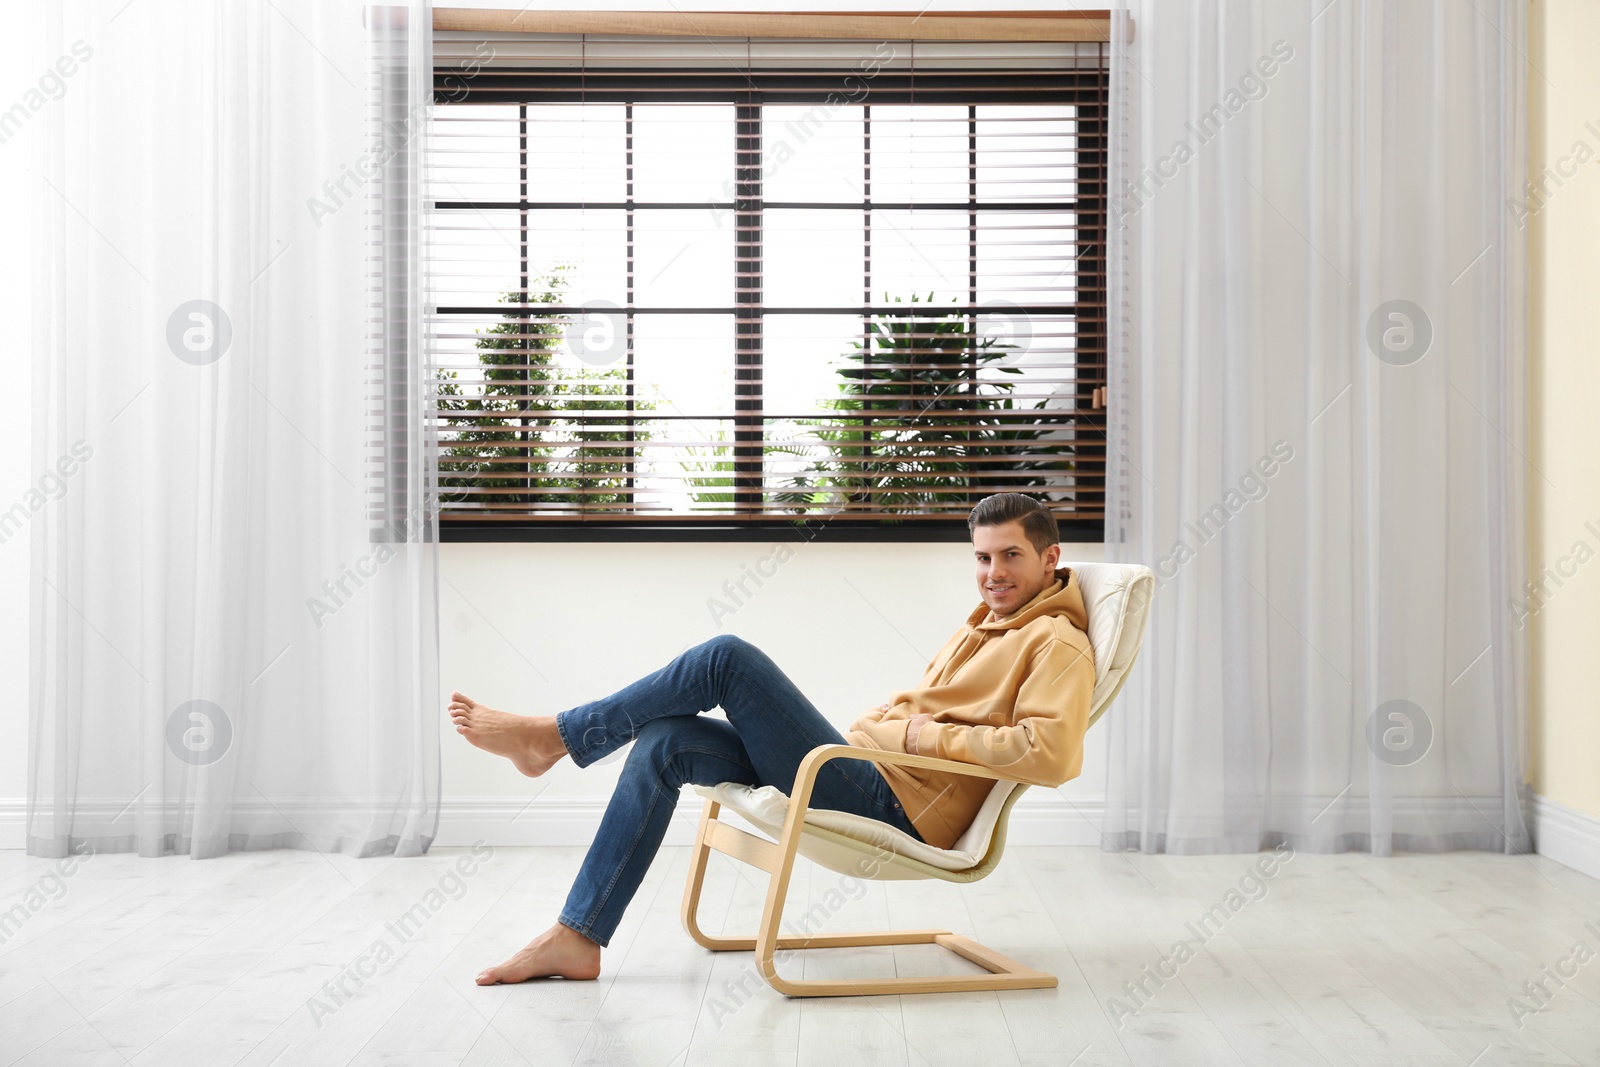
[966,493,1059,554]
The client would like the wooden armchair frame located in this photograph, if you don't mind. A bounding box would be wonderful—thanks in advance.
[680,743,1056,997]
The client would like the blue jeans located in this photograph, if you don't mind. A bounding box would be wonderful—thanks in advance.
[552,633,925,948]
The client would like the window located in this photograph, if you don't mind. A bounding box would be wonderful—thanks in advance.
[428,17,1108,539]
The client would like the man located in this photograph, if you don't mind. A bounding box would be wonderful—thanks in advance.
[449,492,1095,985]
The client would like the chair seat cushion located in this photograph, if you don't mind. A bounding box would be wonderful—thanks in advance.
[691,778,1019,878]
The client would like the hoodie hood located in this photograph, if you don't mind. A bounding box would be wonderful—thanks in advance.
[970,566,1088,633]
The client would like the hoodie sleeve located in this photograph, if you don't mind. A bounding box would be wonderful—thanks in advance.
[912,637,1095,786]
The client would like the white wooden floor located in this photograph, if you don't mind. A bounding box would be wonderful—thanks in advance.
[2,835,1598,1066]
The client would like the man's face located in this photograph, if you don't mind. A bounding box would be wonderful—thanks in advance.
[973,520,1061,619]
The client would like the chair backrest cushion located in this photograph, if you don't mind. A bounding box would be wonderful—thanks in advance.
[1069,561,1155,729]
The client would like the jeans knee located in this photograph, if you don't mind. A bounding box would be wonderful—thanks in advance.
[625,720,696,788]
[699,632,752,658]
[695,633,759,677]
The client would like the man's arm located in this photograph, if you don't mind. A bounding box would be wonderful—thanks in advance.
[908,638,1095,786]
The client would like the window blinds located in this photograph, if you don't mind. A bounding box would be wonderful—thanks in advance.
[427,22,1108,534]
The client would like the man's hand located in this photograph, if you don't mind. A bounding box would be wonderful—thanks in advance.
[904,713,934,753]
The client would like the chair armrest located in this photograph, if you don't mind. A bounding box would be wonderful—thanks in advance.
[785,743,1019,817]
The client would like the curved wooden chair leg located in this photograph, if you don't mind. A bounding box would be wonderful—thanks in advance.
[682,796,1057,997]
[681,799,762,951]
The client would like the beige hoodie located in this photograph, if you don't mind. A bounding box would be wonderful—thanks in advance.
[844,566,1096,850]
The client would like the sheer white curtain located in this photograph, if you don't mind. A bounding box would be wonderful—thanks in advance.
[29,1,439,858]
[1102,0,1530,855]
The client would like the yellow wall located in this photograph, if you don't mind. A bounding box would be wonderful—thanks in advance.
[1528,0,1600,819]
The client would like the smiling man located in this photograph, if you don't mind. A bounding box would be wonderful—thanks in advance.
[845,491,1098,849]
[447,492,1096,985]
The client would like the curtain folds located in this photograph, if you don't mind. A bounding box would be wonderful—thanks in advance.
[1102,0,1531,855]
[28,0,440,859]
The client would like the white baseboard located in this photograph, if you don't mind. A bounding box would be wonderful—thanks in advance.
[5,793,1596,876]
[0,799,19,849]
[1531,793,1600,882]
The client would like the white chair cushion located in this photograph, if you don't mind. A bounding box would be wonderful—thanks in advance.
[691,778,1020,878]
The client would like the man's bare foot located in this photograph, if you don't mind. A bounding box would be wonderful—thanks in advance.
[476,921,601,984]
[447,692,569,778]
